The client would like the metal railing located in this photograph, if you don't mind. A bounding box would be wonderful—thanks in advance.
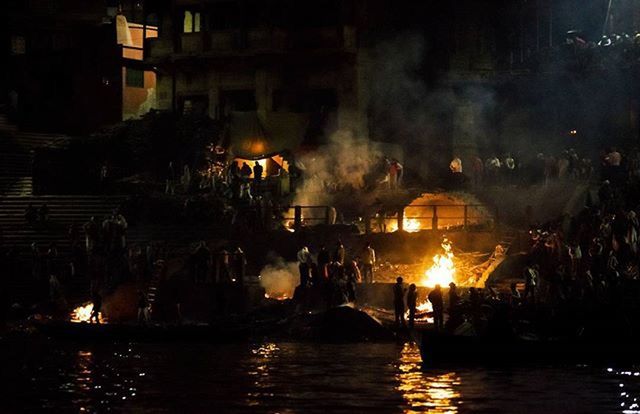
[279,204,496,233]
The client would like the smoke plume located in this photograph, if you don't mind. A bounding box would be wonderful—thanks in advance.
[259,255,299,299]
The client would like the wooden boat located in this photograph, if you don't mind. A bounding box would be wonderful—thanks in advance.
[33,320,250,343]
[419,330,640,365]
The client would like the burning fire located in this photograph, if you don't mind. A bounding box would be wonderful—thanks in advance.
[416,300,433,313]
[70,303,105,324]
[422,239,456,288]
[285,220,296,232]
[264,293,290,300]
[405,300,433,323]
[388,218,422,233]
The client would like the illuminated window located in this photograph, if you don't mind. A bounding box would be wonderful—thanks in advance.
[126,68,144,88]
[183,11,201,33]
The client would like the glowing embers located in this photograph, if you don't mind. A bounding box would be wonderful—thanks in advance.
[264,292,290,301]
[422,239,456,288]
[70,303,105,324]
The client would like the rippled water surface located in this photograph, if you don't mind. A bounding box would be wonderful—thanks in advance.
[2,339,640,413]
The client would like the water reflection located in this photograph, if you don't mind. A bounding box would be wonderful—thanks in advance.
[397,342,461,413]
[246,343,280,406]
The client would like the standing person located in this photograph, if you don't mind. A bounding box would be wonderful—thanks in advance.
[112,210,128,250]
[447,282,462,330]
[504,154,516,184]
[297,246,312,288]
[345,260,361,302]
[83,217,99,254]
[428,284,444,331]
[388,158,397,190]
[472,155,484,187]
[317,245,330,282]
[90,291,102,324]
[333,240,346,265]
[240,162,252,179]
[485,156,501,185]
[361,242,376,283]
[510,282,522,306]
[393,159,404,188]
[45,242,58,276]
[406,283,418,328]
[393,276,406,327]
[38,203,50,225]
[253,161,264,192]
[449,156,463,188]
[192,241,211,283]
[48,273,62,305]
[25,203,37,226]
[68,220,80,252]
[233,247,247,285]
[166,161,176,195]
[181,164,191,193]
[137,291,150,325]
[100,163,109,192]
[523,264,538,303]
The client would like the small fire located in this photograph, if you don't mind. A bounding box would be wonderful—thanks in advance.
[406,300,433,323]
[388,218,421,233]
[264,293,290,300]
[416,300,433,313]
[422,239,456,287]
[285,220,296,232]
[70,303,105,324]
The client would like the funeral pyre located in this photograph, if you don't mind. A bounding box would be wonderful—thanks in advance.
[376,237,507,289]
[70,303,106,324]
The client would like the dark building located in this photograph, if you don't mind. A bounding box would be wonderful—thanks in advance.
[3,0,158,133]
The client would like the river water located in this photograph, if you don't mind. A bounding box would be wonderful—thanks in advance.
[2,339,640,413]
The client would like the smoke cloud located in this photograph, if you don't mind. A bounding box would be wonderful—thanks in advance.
[259,254,299,299]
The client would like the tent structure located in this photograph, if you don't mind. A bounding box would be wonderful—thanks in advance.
[225,111,309,160]
[225,111,309,177]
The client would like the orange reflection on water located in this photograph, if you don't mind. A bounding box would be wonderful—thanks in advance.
[397,342,461,413]
[246,343,280,406]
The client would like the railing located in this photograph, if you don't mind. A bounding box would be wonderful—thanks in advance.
[280,206,335,231]
[380,204,496,232]
[279,204,496,233]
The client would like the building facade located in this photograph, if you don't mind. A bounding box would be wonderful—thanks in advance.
[4,0,159,133]
[145,0,376,155]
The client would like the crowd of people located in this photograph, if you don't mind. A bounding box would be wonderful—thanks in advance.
[293,241,376,308]
[449,147,614,189]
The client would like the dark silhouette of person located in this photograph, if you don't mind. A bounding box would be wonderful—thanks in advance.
[90,292,102,324]
[317,245,330,283]
[253,161,264,190]
[240,162,252,178]
[406,283,418,328]
[428,284,444,331]
[38,203,49,224]
[24,203,37,226]
[333,240,346,264]
[446,282,463,331]
[393,276,406,326]
[523,264,538,303]
[192,241,211,283]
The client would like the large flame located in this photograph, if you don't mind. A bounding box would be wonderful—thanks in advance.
[70,303,105,324]
[422,239,456,287]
